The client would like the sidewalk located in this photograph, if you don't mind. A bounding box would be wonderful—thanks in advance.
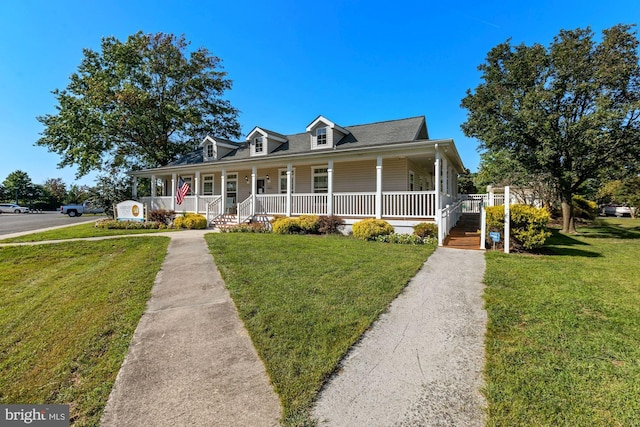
[313,247,487,426]
[100,230,281,426]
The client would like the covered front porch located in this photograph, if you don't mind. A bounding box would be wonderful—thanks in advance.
[132,143,465,241]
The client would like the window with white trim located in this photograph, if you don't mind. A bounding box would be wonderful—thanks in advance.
[206,143,214,159]
[279,168,296,193]
[316,127,327,145]
[312,166,328,193]
[202,175,214,195]
[254,137,264,153]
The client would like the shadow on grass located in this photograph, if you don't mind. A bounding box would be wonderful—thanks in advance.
[542,230,602,258]
[579,221,640,240]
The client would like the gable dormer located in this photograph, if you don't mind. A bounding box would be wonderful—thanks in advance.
[246,127,287,157]
[200,136,238,161]
[306,115,348,150]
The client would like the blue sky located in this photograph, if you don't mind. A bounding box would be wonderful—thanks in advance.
[1,0,638,187]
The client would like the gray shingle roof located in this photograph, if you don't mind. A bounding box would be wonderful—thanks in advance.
[168,116,428,166]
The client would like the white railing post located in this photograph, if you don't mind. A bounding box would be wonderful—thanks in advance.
[480,204,486,250]
[327,160,334,216]
[375,156,382,219]
[171,174,176,211]
[504,186,510,254]
[286,163,292,217]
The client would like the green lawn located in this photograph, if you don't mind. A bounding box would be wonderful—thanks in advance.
[206,233,435,424]
[0,237,170,426]
[0,222,177,243]
[484,218,640,426]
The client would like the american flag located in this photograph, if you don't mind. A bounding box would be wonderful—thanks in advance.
[176,177,190,205]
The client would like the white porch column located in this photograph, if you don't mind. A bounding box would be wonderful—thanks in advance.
[221,170,227,214]
[151,174,157,197]
[132,176,137,199]
[171,173,176,211]
[435,145,442,240]
[286,163,292,217]
[327,160,334,216]
[251,166,257,216]
[375,156,383,219]
[443,156,449,204]
[195,171,200,213]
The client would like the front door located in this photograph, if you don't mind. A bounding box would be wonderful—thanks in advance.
[257,179,266,194]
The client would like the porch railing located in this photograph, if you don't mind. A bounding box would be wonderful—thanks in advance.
[237,197,253,223]
[291,194,328,215]
[142,191,439,219]
[256,194,287,215]
[383,191,436,218]
[334,193,376,217]
[438,199,464,246]
[205,196,223,224]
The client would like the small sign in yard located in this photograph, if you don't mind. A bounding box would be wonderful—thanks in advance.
[116,200,145,222]
[489,232,501,243]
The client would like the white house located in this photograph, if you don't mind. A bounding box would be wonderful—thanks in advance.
[130,115,466,235]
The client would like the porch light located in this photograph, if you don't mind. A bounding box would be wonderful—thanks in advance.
[266,174,270,183]
[245,175,249,183]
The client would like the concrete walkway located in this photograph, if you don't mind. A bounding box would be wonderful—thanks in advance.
[313,247,487,426]
[99,230,281,426]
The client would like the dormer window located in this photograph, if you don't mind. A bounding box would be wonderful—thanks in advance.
[316,128,327,145]
[206,143,214,158]
[255,137,264,153]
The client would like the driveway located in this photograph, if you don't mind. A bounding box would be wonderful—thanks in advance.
[0,211,103,236]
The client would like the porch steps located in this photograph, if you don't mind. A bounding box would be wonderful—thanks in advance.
[444,213,482,250]
[210,214,241,230]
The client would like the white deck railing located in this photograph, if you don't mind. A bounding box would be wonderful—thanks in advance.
[334,193,376,217]
[383,191,436,218]
[291,194,328,215]
[256,194,287,215]
[141,191,440,219]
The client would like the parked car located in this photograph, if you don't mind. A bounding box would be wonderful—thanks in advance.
[601,204,632,217]
[0,203,30,213]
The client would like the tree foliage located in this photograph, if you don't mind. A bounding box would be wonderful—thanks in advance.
[462,24,640,232]
[37,32,240,178]
[2,170,34,204]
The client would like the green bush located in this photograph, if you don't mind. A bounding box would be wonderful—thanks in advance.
[485,204,551,250]
[272,217,302,234]
[173,213,207,229]
[573,195,598,220]
[95,219,166,229]
[223,223,269,233]
[352,219,394,241]
[413,222,438,238]
[375,233,425,245]
[297,215,321,234]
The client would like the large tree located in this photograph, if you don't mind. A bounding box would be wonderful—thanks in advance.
[3,170,34,204]
[461,24,640,233]
[37,32,240,177]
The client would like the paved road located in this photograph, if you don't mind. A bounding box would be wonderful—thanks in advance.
[0,211,105,235]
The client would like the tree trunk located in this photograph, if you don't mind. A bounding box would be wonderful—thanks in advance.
[560,192,576,233]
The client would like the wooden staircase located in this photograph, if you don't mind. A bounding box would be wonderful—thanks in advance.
[444,213,482,250]
[209,214,272,231]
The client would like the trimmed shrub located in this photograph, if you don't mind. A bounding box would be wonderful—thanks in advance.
[148,209,175,225]
[318,215,345,235]
[375,233,425,245]
[223,223,269,233]
[485,204,551,250]
[573,195,598,220]
[173,213,207,229]
[352,219,394,241]
[94,219,166,229]
[272,217,302,234]
[413,222,438,239]
[297,215,321,234]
